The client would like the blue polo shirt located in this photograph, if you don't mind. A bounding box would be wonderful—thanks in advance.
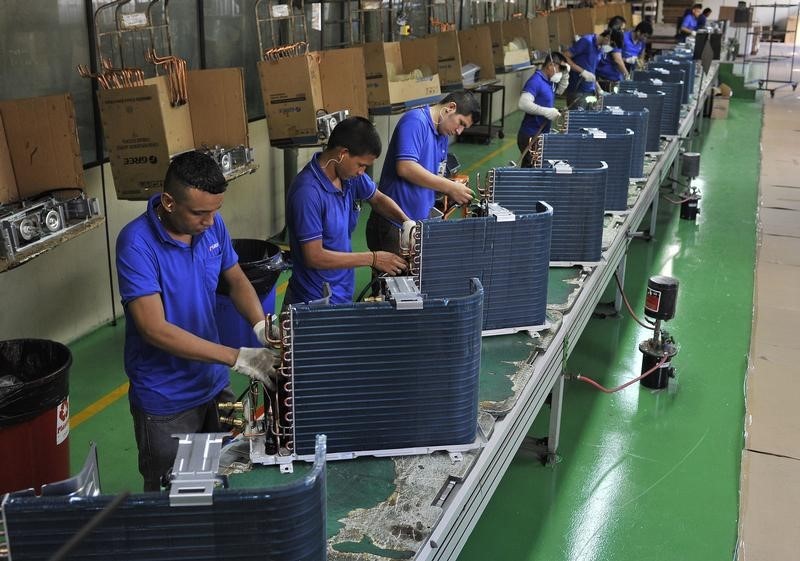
[378,107,449,221]
[678,13,698,41]
[567,34,602,94]
[287,153,377,305]
[520,70,556,137]
[596,48,624,82]
[622,31,645,59]
[116,194,238,415]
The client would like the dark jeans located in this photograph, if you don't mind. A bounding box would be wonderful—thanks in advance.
[517,129,536,167]
[131,385,235,491]
[365,212,401,297]
[566,91,590,110]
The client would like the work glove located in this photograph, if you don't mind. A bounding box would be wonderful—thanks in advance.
[690,30,697,37]
[233,348,280,390]
[543,107,561,121]
[625,56,638,64]
[400,220,416,253]
[252,318,279,346]
[580,69,596,83]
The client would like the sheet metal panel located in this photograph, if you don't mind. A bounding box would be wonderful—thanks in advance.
[601,92,665,152]
[289,280,484,455]
[2,439,328,561]
[619,80,682,135]
[539,130,634,211]
[416,207,552,332]
[634,67,688,103]
[489,163,608,262]
[653,56,696,94]
[565,108,648,177]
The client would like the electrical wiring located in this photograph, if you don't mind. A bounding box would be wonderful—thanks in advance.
[573,354,669,393]
[613,271,656,329]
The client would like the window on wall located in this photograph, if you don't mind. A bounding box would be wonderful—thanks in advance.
[202,0,265,120]
[0,1,96,163]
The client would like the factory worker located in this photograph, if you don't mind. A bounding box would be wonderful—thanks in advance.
[677,3,703,42]
[697,8,712,28]
[622,21,653,72]
[365,91,481,257]
[596,30,629,91]
[517,52,570,157]
[608,15,627,31]
[285,116,410,306]
[116,151,279,491]
[564,28,616,109]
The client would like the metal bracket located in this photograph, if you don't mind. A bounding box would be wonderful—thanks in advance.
[168,433,229,507]
[448,452,463,463]
[280,462,294,474]
[582,127,607,139]
[385,276,424,310]
[487,203,516,222]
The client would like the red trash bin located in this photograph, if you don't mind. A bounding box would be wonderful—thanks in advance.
[0,339,71,494]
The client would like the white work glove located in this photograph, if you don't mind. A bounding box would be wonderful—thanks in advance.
[580,69,596,83]
[400,220,416,253]
[625,56,638,64]
[690,30,697,37]
[252,318,279,346]
[233,348,280,389]
[543,107,561,121]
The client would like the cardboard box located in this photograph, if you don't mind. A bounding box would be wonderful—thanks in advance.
[259,53,325,143]
[548,10,575,51]
[571,7,595,36]
[711,83,733,119]
[259,47,368,146]
[0,93,84,204]
[529,16,551,52]
[458,27,497,82]
[436,30,464,88]
[482,22,532,71]
[99,68,249,200]
[318,47,369,118]
[362,38,441,108]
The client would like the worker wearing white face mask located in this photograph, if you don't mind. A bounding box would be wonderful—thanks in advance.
[596,29,630,91]
[517,52,569,156]
[564,29,616,109]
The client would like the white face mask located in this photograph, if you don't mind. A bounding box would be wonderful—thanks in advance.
[550,71,563,83]
[601,44,614,54]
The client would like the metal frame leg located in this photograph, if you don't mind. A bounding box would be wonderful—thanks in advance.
[546,374,565,461]
[613,257,627,314]
[648,192,659,238]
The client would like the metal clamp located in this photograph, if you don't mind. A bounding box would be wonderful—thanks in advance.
[168,433,229,507]
[385,276,424,310]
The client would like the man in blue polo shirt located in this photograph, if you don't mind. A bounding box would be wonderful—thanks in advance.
[596,30,629,91]
[365,91,481,257]
[564,29,615,109]
[286,116,410,305]
[116,151,278,491]
[677,4,703,42]
[622,21,652,72]
[517,53,569,161]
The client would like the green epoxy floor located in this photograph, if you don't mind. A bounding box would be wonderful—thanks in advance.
[63,100,760,560]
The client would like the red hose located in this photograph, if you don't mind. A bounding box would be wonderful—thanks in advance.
[614,271,655,329]
[575,354,670,393]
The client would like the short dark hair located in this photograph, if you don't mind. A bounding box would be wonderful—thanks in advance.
[164,151,227,199]
[702,8,712,15]
[635,21,654,35]
[544,52,567,66]
[610,29,625,49]
[441,91,481,123]
[327,116,382,157]
[692,3,703,10]
[608,15,627,30]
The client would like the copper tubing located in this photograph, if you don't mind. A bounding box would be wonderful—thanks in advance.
[145,48,187,106]
[264,313,282,347]
[78,62,144,89]
[263,41,308,62]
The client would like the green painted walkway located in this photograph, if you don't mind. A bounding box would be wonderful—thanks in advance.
[63,99,760,560]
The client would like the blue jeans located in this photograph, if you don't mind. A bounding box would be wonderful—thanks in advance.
[130,385,234,491]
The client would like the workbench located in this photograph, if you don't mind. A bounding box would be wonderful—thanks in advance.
[227,62,719,561]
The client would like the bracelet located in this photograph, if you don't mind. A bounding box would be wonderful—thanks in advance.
[371,251,377,268]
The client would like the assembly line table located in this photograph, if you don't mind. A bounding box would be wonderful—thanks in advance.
[227,61,719,561]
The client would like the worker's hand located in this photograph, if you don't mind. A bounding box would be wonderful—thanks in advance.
[373,251,408,276]
[446,179,474,205]
[690,30,697,37]
[543,107,561,121]
[233,348,280,389]
[400,220,416,254]
[625,56,638,64]
[252,319,268,346]
[580,69,596,83]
